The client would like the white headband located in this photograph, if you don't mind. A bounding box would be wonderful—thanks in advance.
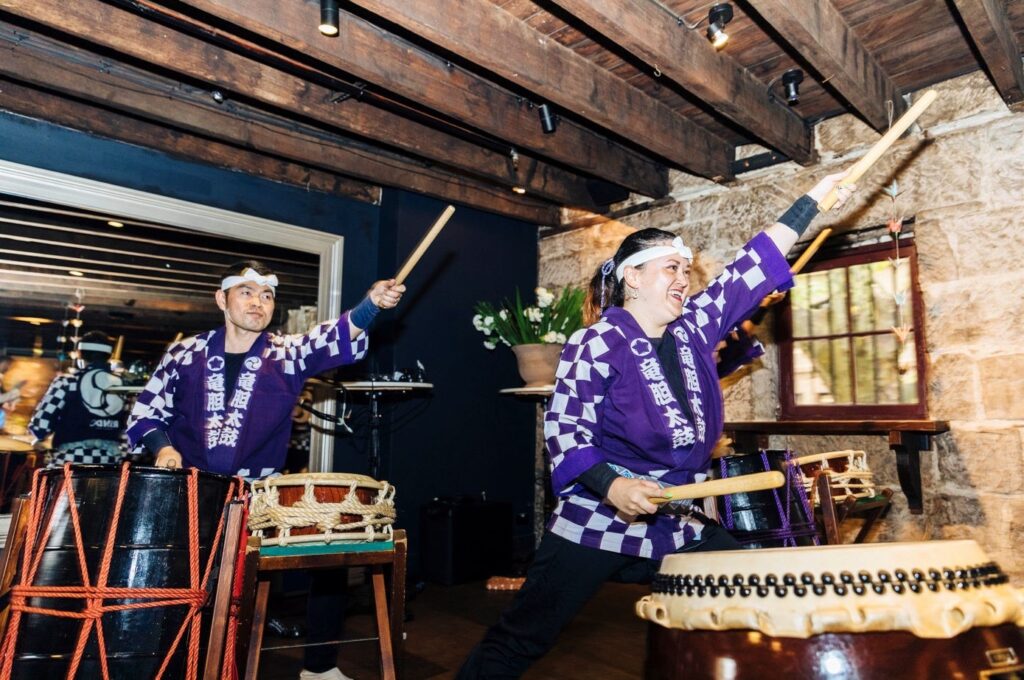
[221,268,279,293]
[78,342,112,353]
[615,236,692,281]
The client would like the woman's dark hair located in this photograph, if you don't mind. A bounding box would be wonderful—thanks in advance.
[583,228,677,325]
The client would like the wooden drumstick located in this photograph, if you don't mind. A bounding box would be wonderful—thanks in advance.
[790,228,832,275]
[112,335,125,362]
[394,205,455,285]
[818,89,937,212]
[650,471,785,505]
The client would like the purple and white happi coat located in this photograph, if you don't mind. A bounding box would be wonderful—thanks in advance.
[544,232,794,560]
[127,313,367,477]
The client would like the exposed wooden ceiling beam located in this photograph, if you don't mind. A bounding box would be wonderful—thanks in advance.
[0,0,591,209]
[0,79,379,205]
[950,0,1024,109]
[346,0,735,181]
[547,0,813,163]
[743,0,906,130]
[174,0,668,198]
[0,29,560,224]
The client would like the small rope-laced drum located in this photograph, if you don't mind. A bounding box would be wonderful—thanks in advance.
[794,449,876,505]
[248,472,396,546]
[637,540,1024,679]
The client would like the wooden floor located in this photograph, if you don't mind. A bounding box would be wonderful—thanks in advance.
[257,578,648,679]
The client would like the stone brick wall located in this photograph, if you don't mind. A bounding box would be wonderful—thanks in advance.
[539,72,1024,582]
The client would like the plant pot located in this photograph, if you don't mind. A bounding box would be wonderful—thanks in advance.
[511,343,563,387]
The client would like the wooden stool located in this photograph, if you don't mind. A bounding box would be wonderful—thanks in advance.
[238,529,408,680]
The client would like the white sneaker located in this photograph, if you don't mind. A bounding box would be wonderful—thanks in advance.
[299,669,355,680]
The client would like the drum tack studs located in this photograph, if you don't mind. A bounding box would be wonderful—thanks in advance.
[793,586,807,597]
[801,572,814,585]
[942,568,955,580]
[813,584,826,596]
[853,584,866,596]
[892,583,905,594]
[839,571,854,584]
[821,572,835,585]
[783,573,796,586]
[718,575,730,587]
[911,569,925,581]
[895,569,909,581]
[733,574,744,586]
[710,586,721,597]
[748,574,761,586]
[765,574,778,586]
[774,586,787,598]
[873,583,886,594]
[908,583,921,593]
[927,582,939,592]
[724,586,736,597]
[756,586,770,597]
[740,586,752,597]
[928,569,941,581]
[705,575,716,587]
[878,570,891,582]
[859,570,873,583]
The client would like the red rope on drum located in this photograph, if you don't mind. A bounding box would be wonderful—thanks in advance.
[220,501,250,680]
[0,463,243,680]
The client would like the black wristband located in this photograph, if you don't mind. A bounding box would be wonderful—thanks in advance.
[577,462,620,498]
[777,194,818,236]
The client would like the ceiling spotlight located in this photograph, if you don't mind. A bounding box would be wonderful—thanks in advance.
[706,3,733,50]
[537,103,558,135]
[106,220,124,228]
[68,270,85,277]
[319,0,339,37]
[782,68,804,105]
[511,186,527,195]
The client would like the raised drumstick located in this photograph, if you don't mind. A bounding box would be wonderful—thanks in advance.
[818,89,937,212]
[394,205,455,285]
[650,471,785,505]
[790,228,832,275]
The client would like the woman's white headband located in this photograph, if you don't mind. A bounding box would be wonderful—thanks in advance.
[615,236,692,281]
[221,268,279,293]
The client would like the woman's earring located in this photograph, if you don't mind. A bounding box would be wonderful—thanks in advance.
[630,286,640,300]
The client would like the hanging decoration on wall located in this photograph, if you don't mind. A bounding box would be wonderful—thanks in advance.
[56,287,87,369]
[882,180,913,373]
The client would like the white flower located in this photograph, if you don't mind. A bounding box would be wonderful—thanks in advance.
[541,331,559,343]
[535,287,555,308]
[524,307,543,323]
[499,309,508,320]
[501,337,511,347]
[472,314,485,331]
[483,338,498,350]
[555,332,567,344]
[484,315,494,327]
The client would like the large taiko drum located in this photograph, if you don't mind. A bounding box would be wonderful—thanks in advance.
[712,450,817,549]
[637,540,1024,679]
[0,464,241,679]
[247,472,396,546]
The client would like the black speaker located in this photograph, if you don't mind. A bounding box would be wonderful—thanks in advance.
[420,497,514,585]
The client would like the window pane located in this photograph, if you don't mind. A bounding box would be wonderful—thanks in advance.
[807,271,830,337]
[853,335,876,403]
[791,282,810,338]
[872,332,902,404]
[871,261,897,330]
[830,337,853,403]
[849,264,875,333]
[828,268,848,334]
[899,332,919,403]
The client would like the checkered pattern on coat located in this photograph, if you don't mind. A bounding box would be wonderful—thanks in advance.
[51,439,124,465]
[28,373,72,439]
[680,232,792,348]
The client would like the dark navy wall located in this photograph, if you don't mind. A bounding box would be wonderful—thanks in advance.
[375,190,539,576]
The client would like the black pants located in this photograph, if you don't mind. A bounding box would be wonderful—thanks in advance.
[304,568,348,672]
[457,525,740,679]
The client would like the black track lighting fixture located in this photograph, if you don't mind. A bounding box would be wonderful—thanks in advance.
[706,3,733,50]
[537,103,558,135]
[782,68,804,105]
[319,0,339,37]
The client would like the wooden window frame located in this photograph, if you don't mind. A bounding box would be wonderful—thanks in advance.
[777,240,928,420]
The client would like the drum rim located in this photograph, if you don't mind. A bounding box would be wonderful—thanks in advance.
[251,471,387,490]
[39,463,236,483]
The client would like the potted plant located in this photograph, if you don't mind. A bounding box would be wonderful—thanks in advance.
[473,286,585,387]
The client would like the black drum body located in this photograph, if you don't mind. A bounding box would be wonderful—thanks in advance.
[7,465,234,679]
[646,624,1024,679]
[713,450,817,549]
